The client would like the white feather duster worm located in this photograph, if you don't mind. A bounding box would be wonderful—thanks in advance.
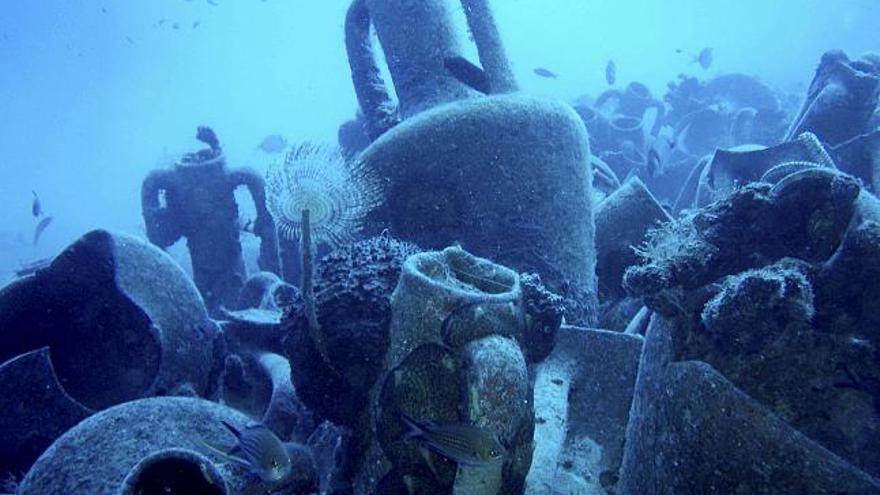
[265,142,382,248]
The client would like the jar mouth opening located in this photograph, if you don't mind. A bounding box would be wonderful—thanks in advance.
[610,115,642,131]
[411,247,519,297]
[119,448,228,495]
[178,150,225,168]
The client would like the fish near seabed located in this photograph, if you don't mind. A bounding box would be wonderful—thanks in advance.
[15,256,53,277]
[400,412,506,467]
[257,134,288,154]
[31,191,42,217]
[644,127,679,177]
[646,147,662,178]
[696,47,713,69]
[677,47,713,70]
[605,59,617,85]
[200,421,292,482]
[533,67,558,79]
[33,216,52,246]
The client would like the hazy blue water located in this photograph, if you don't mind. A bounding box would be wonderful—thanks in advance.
[0,0,877,280]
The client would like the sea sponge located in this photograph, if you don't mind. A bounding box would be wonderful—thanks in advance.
[625,212,717,296]
[700,261,815,353]
[283,235,419,426]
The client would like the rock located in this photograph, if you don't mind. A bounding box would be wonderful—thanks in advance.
[618,315,880,494]
[519,272,564,362]
[284,235,419,426]
[685,258,880,476]
[624,179,880,478]
[700,261,815,353]
[595,177,672,300]
[623,201,723,298]
[526,326,643,495]
[625,169,861,303]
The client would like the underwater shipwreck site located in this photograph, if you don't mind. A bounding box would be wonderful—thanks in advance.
[2,0,880,493]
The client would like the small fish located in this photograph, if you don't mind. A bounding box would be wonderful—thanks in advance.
[533,67,558,79]
[676,48,713,70]
[172,22,180,30]
[400,412,506,467]
[645,131,678,177]
[207,0,218,5]
[695,47,713,70]
[15,256,53,278]
[256,134,288,154]
[33,216,53,246]
[646,148,662,178]
[31,191,42,218]
[605,59,616,85]
[674,122,693,156]
[201,421,292,483]
[192,21,200,29]
[101,6,107,14]
[125,36,133,44]
[444,56,490,94]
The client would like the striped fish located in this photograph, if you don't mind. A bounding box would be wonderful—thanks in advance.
[400,413,506,467]
[202,421,292,482]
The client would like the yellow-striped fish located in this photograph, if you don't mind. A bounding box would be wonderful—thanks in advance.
[400,413,506,467]
[200,421,292,483]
